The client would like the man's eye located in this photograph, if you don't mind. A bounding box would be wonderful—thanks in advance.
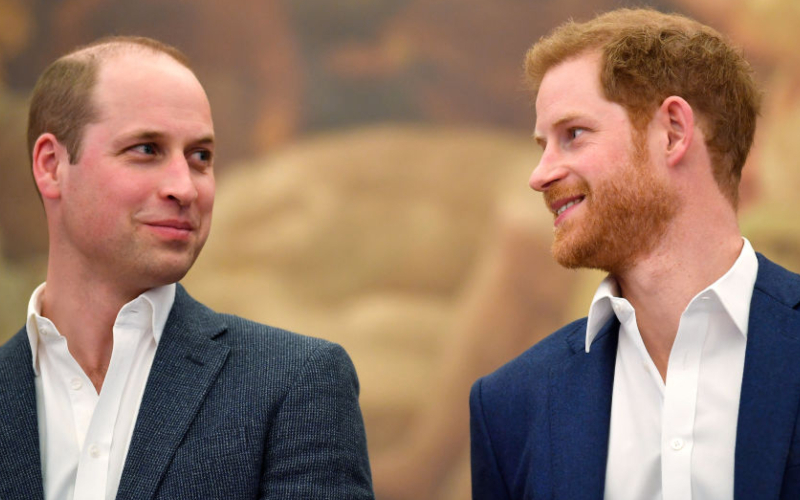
[189,149,214,168]
[568,128,586,140]
[131,143,157,155]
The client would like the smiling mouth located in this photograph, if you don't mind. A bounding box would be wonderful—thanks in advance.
[556,199,580,216]
[551,195,585,217]
[145,219,194,231]
[141,219,197,242]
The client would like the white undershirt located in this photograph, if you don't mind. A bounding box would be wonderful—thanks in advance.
[26,283,175,500]
[587,238,758,500]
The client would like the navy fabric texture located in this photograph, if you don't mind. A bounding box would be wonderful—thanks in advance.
[0,284,374,500]
[470,254,800,500]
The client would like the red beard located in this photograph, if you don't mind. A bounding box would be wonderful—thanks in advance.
[544,141,678,274]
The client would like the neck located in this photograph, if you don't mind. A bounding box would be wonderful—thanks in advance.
[41,252,148,392]
[613,204,742,380]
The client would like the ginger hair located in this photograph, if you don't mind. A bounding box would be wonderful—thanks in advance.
[526,8,761,207]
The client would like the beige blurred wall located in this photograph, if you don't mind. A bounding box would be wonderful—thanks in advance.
[2,1,799,498]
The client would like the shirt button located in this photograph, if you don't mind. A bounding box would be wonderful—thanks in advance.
[89,444,101,458]
[670,438,684,451]
[70,378,83,390]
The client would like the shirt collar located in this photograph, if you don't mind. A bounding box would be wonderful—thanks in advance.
[585,277,619,353]
[25,282,47,374]
[25,283,176,375]
[585,238,758,352]
[705,237,758,337]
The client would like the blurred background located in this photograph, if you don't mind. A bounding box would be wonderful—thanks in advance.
[1,0,799,498]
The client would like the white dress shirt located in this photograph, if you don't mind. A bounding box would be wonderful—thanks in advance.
[26,283,175,500]
[586,239,758,500]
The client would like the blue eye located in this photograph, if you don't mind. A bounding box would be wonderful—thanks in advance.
[194,150,211,162]
[568,128,585,140]
[189,148,214,169]
[131,143,157,155]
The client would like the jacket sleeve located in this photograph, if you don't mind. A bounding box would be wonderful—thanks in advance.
[259,341,375,499]
[470,378,512,500]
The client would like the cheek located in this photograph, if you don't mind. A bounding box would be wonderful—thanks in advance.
[62,191,121,242]
[65,173,118,219]
[584,147,636,183]
[197,178,215,214]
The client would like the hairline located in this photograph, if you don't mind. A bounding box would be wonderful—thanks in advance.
[28,37,195,165]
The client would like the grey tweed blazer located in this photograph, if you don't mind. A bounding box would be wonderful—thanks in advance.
[0,284,374,499]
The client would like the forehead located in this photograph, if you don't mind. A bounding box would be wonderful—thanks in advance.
[91,51,213,133]
[534,53,610,130]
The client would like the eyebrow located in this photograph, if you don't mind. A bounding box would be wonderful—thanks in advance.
[116,130,216,148]
[193,135,216,148]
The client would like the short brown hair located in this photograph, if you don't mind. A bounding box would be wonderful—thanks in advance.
[27,36,192,165]
[525,8,761,207]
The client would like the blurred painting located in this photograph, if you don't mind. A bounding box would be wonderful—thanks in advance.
[1,1,798,498]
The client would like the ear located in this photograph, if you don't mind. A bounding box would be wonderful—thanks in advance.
[32,133,69,200]
[656,96,695,169]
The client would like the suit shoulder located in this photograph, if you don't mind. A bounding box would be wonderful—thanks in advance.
[754,253,800,310]
[173,286,355,380]
[218,313,349,364]
[0,328,29,361]
[490,317,586,377]
[195,311,360,408]
[474,317,586,397]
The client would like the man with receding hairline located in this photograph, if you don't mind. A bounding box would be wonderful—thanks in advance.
[0,36,374,500]
[470,8,800,500]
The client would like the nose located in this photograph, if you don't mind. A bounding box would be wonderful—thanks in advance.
[161,155,198,206]
[529,147,567,192]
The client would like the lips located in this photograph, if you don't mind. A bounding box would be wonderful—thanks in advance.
[142,218,196,240]
[554,196,584,216]
[547,194,585,226]
[146,219,194,230]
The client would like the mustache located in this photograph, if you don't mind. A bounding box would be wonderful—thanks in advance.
[543,182,590,210]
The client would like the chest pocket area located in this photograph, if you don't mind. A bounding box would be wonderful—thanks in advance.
[158,426,259,499]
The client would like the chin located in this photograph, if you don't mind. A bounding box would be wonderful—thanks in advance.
[551,234,629,273]
[137,257,196,288]
[551,228,594,269]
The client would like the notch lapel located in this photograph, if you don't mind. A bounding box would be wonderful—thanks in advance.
[0,330,45,500]
[116,286,230,500]
[735,255,800,499]
[550,318,618,500]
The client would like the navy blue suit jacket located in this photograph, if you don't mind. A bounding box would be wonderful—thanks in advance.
[471,254,800,499]
[0,285,374,499]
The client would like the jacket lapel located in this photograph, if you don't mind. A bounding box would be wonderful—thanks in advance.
[735,255,800,499]
[0,329,45,500]
[550,318,618,500]
[116,285,230,500]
